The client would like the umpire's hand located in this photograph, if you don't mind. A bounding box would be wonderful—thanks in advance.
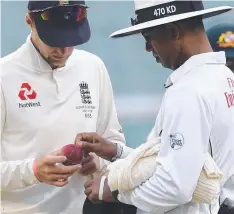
[75,133,117,161]
[84,175,116,203]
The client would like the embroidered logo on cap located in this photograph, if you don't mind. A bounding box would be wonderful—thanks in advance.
[59,0,69,6]
[217,31,234,48]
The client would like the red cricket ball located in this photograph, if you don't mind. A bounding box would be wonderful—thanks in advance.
[61,144,84,166]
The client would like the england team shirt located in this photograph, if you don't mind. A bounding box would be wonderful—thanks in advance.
[0,36,129,214]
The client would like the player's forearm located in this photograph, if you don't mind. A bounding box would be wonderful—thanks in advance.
[97,142,133,171]
[117,164,196,213]
[103,141,133,162]
[1,158,40,191]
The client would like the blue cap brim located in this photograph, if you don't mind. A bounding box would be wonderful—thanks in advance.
[35,18,90,47]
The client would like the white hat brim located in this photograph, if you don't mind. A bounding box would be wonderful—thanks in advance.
[110,6,234,38]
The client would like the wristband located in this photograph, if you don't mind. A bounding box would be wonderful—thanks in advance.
[98,176,107,200]
[111,143,123,162]
[33,158,42,183]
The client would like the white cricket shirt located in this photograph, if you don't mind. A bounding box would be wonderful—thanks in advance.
[0,36,130,214]
[118,52,234,214]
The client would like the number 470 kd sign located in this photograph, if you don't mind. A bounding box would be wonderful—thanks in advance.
[154,5,177,17]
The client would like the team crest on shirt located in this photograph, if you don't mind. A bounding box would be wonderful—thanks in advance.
[169,133,184,150]
[76,81,96,118]
[79,81,92,104]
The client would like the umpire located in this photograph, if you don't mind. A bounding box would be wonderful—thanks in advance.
[207,23,234,72]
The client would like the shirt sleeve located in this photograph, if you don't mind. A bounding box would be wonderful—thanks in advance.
[95,60,132,165]
[1,86,40,191]
[117,87,213,213]
[1,85,5,134]
[1,159,40,191]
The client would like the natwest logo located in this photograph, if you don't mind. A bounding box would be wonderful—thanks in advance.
[18,83,37,100]
[18,83,41,108]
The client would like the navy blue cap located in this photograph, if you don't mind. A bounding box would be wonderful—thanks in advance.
[207,23,234,59]
[28,1,90,47]
[28,1,86,11]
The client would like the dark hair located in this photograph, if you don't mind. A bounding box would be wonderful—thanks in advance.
[175,16,204,31]
[144,16,204,40]
[28,12,34,20]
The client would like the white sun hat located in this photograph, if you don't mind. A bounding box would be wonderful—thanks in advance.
[110,0,234,38]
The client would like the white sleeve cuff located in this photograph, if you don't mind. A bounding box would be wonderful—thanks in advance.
[120,144,133,159]
[27,158,41,185]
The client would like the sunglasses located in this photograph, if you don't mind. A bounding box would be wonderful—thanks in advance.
[30,6,87,23]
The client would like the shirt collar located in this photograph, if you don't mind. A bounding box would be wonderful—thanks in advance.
[25,34,71,72]
[164,52,226,88]
[25,34,53,72]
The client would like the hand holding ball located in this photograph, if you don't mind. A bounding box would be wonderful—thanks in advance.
[62,144,84,166]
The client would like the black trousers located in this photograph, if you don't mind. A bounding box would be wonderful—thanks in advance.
[83,198,137,214]
[83,198,234,214]
[218,204,234,214]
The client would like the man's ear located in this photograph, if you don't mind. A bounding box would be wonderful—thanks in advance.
[26,13,32,26]
[166,23,181,41]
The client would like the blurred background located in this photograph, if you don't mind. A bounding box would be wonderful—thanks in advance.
[1,1,234,148]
